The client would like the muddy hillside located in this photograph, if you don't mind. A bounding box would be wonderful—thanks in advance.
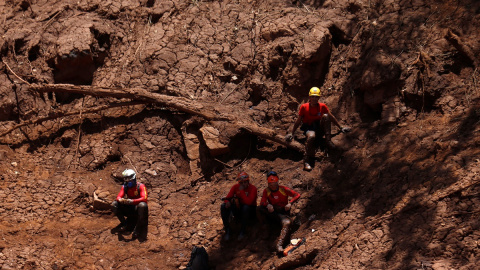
[1,0,479,269]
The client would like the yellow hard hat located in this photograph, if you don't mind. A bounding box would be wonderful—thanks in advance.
[309,87,321,97]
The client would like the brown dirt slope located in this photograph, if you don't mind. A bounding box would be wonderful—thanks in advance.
[0,0,479,269]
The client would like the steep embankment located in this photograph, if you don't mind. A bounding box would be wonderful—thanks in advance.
[0,0,479,269]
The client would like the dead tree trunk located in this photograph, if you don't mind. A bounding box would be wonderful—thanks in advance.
[29,84,305,153]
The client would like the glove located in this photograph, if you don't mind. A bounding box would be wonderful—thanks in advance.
[119,198,133,205]
[285,203,292,211]
[284,133,293,142]
[267,204,274,213]
[341,126,351,133]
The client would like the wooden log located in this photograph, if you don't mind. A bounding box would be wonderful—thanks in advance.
[28,84,305,153]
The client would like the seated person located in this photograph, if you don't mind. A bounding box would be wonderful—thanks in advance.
[111,169,148,240]
[257,171,300,253]
[220,172,257,241]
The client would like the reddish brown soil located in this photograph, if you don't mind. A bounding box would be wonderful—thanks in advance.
[1,0,480,269]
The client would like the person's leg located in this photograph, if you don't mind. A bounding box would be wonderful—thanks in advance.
[321,115,335,149]
[304,130,315,171]
[111,200,127,225]
[133,202,148,239]
[124,205,137,231]
[238,204,253,239]
[220,203,233,240]
[276,214,292,253]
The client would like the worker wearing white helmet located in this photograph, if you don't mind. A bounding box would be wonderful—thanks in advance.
[111,169,148,241]
[285,87,350,171]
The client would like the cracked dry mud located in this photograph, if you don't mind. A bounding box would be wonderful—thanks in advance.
[0,0,479,269]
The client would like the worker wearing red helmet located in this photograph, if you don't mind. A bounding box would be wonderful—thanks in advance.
[285,87,351,171]
[220,171,258,241]
[257,171,300,253]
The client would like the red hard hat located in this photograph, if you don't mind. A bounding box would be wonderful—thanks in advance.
[267,175,279,183]
[237,171,249,181]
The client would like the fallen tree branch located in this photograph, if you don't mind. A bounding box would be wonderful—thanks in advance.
[445,29,479,67]
[0,101,146,138]
[29,83,305,153]
[30,84,226,121]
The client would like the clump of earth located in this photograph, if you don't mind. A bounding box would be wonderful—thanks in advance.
[0,0,479,269]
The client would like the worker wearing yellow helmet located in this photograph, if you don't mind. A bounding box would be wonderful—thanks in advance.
[285,87,351,171]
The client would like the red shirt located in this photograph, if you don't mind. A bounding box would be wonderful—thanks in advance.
[260,186,300,208]
[116,183,148,205]
[299,102,330,125]
[223,183,257,206]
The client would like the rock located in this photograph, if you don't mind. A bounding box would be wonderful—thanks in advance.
[183,133,200,160]
[145,169,157,176]
[199,125,229,156]
[92,192,111,211]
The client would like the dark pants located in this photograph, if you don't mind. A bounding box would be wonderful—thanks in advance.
[301,115,332,158]
[111,201,148,235]
[256,205,290,225]
[220,202,256,233]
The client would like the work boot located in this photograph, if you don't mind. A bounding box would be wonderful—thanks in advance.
[303,162,312,171]
[111,223,127,234]
[303,156,313,171]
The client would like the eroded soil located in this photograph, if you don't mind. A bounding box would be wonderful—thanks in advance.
[1,0,479,269]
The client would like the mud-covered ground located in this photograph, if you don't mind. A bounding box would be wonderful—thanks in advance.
[1,0,480,269]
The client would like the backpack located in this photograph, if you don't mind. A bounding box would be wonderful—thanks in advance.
[186,246,210,270]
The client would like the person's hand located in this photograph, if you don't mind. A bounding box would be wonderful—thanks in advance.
[121,199,133,205]
[118,198,127,204]
[285,133,293,142]
[267,204,274,213]
[224,201,231,208]
[341,126,351,133]
[285,203,292,211]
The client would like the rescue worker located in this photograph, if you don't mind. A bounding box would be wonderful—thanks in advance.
[111,169,148,240]
[257,171,301,253]
[285,87,351,171]
[220,171,258,241]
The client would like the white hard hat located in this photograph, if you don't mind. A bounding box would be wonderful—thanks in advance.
[122,169,136,180]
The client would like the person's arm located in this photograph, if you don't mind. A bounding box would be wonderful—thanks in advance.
[260,189,269,206]
[116,186,125,201]
[327,111,342,129]
[223,185,237,204]
[291,115,303,135]
[285,186,301,204]
[131,184,148,205]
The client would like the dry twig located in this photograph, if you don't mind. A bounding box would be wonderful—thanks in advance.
[2,59,31,85]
